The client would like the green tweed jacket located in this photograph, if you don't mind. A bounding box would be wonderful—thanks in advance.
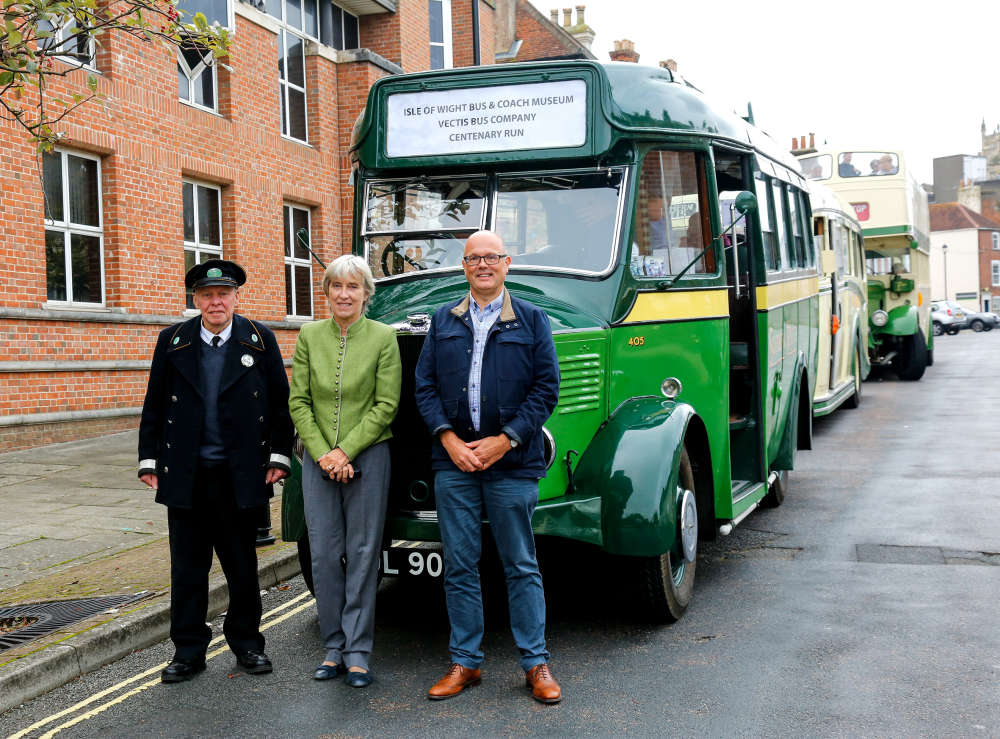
[289,316,401,463]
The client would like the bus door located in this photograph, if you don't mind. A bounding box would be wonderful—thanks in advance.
[714,147,765,486]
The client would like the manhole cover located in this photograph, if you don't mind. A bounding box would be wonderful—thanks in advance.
[0,592,153,651]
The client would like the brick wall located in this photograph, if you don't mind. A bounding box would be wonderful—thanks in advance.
[1,0,497,452]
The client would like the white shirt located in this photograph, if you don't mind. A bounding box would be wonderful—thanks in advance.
[200,320,232,346]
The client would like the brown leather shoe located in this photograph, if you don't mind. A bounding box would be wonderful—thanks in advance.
[525,663,561,704]
[428,663,482,700]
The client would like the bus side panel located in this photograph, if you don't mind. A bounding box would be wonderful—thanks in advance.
[814,284,833,402]
[606,318,730,516]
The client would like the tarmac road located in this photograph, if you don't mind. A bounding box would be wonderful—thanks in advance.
[2,330,999,737]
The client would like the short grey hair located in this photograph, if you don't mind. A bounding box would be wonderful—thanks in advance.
[322,254,375,305]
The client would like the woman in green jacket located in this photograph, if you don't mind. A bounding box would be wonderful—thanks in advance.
[289,254,401,688]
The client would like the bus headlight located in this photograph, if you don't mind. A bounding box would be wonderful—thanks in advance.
[541,427,556,469]
[871,310,889,327]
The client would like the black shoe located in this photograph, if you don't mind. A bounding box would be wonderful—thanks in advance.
[345,670,375,688]
[161,658,206,683]
[236,650,273,675]
[314,662,347,680]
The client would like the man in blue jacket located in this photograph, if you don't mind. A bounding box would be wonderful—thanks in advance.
[415,230,561,704]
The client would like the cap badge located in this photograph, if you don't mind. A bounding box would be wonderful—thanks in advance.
[241,354,254,367]
[206,267,223,278]
[172,336,179,345]
[251,334,258,343]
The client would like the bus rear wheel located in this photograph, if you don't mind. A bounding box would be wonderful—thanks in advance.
[844,344,862,409]
[893,329,928,381]
[635,448,696,624]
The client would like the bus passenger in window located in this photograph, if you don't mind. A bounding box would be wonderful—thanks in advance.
[869,159,881,176]
[839,153,860,177]
[877,155,897,175]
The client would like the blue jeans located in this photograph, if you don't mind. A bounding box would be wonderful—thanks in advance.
[434,469,549,671]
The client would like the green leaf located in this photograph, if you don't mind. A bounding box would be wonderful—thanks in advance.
[71,92,83,102]
[36,29,53,37]
[25,60,37,73]
[86,73,97,91]
[0,71,12,85]
[8,28,21,45]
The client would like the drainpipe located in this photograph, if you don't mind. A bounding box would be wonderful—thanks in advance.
[472,0,481,65]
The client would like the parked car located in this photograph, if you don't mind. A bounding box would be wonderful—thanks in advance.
[931,301,968,335]
[962,308,999,332]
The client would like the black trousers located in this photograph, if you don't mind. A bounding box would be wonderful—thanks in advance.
[167,464,265,661]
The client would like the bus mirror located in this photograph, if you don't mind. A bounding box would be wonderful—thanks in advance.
[734,190,757,215]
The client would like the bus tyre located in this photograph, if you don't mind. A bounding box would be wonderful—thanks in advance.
[635,448,696,624]
[297,537,315,597]
[894,329,928,381]
[844,345,862,409]
[762,468,788,507]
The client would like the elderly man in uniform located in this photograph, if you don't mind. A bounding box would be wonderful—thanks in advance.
[138,259,294,683]
[415,230,562,704]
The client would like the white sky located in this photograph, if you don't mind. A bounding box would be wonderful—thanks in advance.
[526,0,1000,185]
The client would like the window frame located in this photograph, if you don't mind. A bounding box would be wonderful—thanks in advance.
[284,203,314,319]
[39,18,98,71]
[182,179,224,308]
[428,0,454,70]
[278,27,309,143]
[992,260,1000,287]
[177,45,219,113]
[43,148,105,306]
[992,232,999,251]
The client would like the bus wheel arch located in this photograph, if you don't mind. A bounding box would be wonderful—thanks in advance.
[680,414,715,542]
[796,367,813,451]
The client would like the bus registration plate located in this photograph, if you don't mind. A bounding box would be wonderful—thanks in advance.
[381,541,444,578]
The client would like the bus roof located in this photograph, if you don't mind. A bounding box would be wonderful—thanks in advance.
[805,179,862,227]
[353,60,803,180]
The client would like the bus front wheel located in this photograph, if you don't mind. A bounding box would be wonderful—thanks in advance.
[635,448,697,624]
[893,329,928,381]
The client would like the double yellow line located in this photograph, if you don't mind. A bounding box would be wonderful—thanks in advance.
[8,592,316,739]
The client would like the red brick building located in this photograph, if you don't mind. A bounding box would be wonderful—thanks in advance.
[1,0,499,450]
[929,203,1000,312]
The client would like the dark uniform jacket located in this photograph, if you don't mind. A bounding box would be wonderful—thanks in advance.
[414,291,560,478]
[138,314,294,509]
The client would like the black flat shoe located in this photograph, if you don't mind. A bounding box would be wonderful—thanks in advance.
[236,650,273,675]
[161,658,206,683]
[345,670,375,688]
[314,662,347,680]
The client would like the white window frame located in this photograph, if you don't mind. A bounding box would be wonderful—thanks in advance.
[183,180,224,308]
[44,149,104,306]
[993,231,999,250]
[178,0,235,31]
[428,0,453,70]
[39,18,98,71]
[993,261,1000,287]
[284,204,314,319]
[177,46,220,113]
[278,28,309,143]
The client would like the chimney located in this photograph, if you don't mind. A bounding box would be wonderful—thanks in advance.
[610,39,639,63]
[659,59,677,72]
[550,8,559,23]
[568,4,595,50]
[790,133,818,156]
[800,135,806,150]
[562,7,572,26]
[809,132,815,149]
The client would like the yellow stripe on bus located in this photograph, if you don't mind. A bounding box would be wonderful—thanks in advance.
[622,289,729,323]
[755,276,818,310]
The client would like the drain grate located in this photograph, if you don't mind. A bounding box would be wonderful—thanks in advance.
[0,592,153,651]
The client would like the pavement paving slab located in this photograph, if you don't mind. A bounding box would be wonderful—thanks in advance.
[0,430,301,713]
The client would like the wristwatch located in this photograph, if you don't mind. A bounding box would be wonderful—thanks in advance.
[507,436,519,449]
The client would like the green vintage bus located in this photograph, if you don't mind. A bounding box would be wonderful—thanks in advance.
[798,148,932,379]
[290,61,820,622]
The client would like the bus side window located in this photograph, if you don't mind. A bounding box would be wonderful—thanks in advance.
[755,175,780,271]
[788,188,805,268]
[632,149,711,278]
[772,181,792,271]
[833,219,846,276]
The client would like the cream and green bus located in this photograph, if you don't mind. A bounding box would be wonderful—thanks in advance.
[798,149,931,380]
[803,179,869,414]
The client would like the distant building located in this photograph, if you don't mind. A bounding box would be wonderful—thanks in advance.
[933,154,987,204]
[983,120,1000,178]
[929,203,1000,312]
[494,1,596,62]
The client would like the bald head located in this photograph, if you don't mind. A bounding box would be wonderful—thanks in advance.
[463,230,509,307]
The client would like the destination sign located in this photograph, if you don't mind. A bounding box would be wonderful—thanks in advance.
[386,79,587,157]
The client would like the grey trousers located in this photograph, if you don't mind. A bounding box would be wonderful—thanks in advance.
[302,442,390,670]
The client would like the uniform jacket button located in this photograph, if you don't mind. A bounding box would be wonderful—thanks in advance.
[253,391,259,398]
[163,466,169,473]
[171,395,178,402]
[166,442,171,448]
[167,419,173,425]
[259,416,264,423]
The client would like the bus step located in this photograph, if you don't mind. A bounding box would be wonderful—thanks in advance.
[729,414,756,431]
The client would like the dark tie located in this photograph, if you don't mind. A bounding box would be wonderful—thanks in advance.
[211,336,221,348]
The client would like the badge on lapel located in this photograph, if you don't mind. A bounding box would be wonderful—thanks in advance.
[241,354,254,367]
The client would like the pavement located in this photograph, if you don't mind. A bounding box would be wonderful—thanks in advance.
[0,430,300,713]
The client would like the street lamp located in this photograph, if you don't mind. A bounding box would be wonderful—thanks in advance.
[942,243,948,300]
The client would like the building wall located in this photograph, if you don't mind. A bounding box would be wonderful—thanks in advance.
[929,229,979,307]
[0,0,496,451]
[978,228,1000,312]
